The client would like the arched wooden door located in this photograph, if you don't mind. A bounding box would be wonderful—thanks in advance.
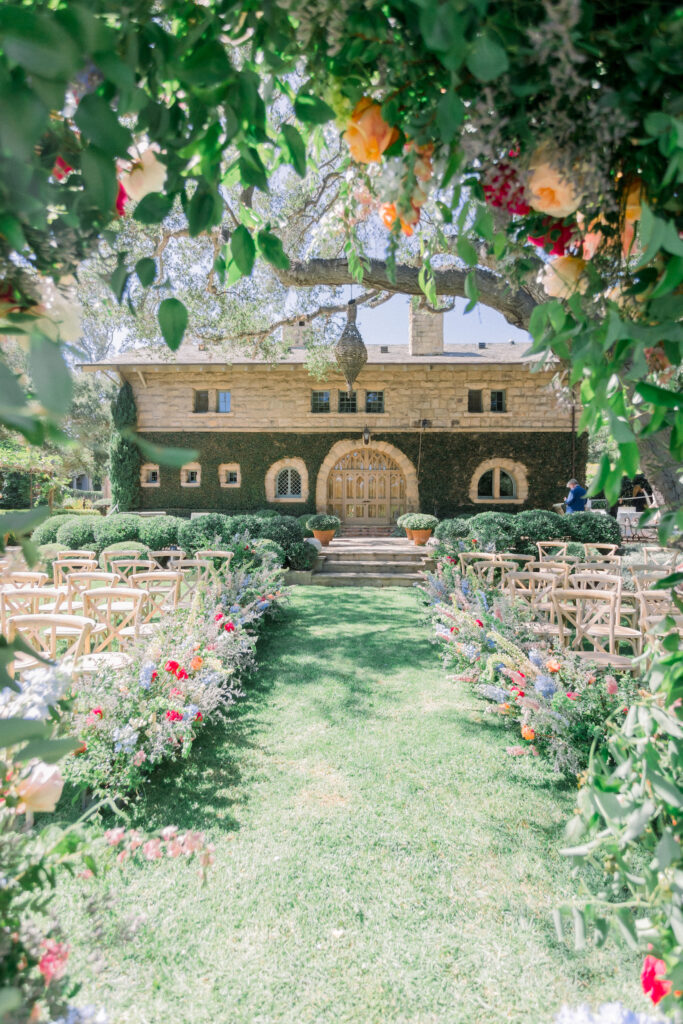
[326,448,407,525]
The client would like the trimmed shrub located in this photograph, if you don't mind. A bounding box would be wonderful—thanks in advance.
[93,498,111,512]
[54,516,101,551]
[566,541,586,558]
[221,515,265,538]
[37,543,63,579]
[511,509,568,554]
[565,511,622,546]
[252,538,286,567]
[92,513,142,551]
[297,514,313,538]
[138,516,183,550]
[99,541,150,568]
[258,516,304,555]
[306,514,340,532]
[403,513,438,530]
[177,513,231,554]
[32,515,79,546]
[396,513,412,528]
[434,517,470,542]
[466,511,517,551]
[287,541,318,570]
[50,508,96,517]
[253,508,282,519]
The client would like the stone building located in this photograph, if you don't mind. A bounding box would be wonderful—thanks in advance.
[84,307,585,524]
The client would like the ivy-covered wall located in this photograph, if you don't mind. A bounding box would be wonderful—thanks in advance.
[136,430,587,517]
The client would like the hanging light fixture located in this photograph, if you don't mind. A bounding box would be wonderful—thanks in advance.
[362,425,371,446]
[335,299,367,394]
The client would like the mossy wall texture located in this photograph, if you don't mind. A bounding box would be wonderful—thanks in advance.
[136,430,587,517]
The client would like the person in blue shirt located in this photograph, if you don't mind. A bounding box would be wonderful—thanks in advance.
[565,478,587,513]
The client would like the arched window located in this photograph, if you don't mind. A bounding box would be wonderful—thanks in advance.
[276,467,301,498]
[469,459,527,504]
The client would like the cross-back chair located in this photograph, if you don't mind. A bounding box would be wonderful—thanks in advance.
[536,541,571,562]
[583,544,621,562]
[148,548,186,569]
[6,571,49,590]
[6,613,94,678]
[53,559,98,587]
[470,559,518,587]
[110,558,157,582]
[551,588,642,657]
[56,549,96,560]
[82,587,146,652]
[459,551,497,575]
[174,558,214,600]
[1,587,64,633]
[121,571,182,639]
[64,571,120,613]
[100,549,145,572]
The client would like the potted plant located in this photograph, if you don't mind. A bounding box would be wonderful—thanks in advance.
[306,513,341,546]
[396,512,415,540]
[403,513,439,546]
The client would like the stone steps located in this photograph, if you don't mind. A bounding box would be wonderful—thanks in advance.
[310,542,431,588]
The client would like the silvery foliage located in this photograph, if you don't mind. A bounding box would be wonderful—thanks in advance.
[0,665,70,720]
[49,1007,108,1024]
[555,1004,671,1024]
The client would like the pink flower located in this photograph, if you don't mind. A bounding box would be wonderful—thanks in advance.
[475,619,484,628]
[528,218,576,256]
[51,156,73,181]
[17,762,64,814]
[605,676,619,695]
[641,955,671,1005]
[224,621,235,632]
[38,940,69,985]
[199,843,216,867]
[160,825,178,841]
[506,745,528,757]
[215,611,224,621]
[166,839,184,858]
[91,707,103,718]
[165,660,179,673]
[133,749,147,766]
[104,826,126,846]
[166,709,182,722]
[169,686,184,697]
[181,831,205,853]
[119,146,167,201]
[116,849,127,865]
[127,830,144,851]
[143,838,162,860]
[565,691,579,700]
[482,160,530,215]
[115,180,128,216]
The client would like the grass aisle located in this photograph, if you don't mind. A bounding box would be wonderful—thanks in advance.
[56,587,642,1023]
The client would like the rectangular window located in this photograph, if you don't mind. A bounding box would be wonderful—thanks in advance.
[148,469,158,484]
[468,389,483,413]
[226,470,238,484]
[365,390,384,414]
[217,390,231,413]
[187,470,198,483]
[490,390,506,413]
[311,390,330,414]
[338,391,357,414]
[193,390,209,413]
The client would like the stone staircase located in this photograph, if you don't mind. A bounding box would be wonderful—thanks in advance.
[310,538,433,588]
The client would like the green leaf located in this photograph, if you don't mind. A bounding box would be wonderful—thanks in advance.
[16,736,81,763]
[280,124,306,177]
[74,94,132,157]
[124,431,198,467]
[187,188,220,237]
[466,33,509,83]
[238,147,269,191]
[456,236,478,265]
[618,442,640,478]
[158,298,187,351]
[293,94,335,125]
[0,507,48,538]
[257,230,290,271]
[230,225,256,276]
[0,82,47,161]
[133,192,174,224]
[110,252,129,303]
[28,335,72,415]
[651,256,683,298]
[0,361,27,410]
[635,382,682,409]
[0,989,22,1017]
[135,258,156,287]
[652,572,683,590]
[0,718,47,748]
[81,146,117,212]
[650,771,683,810]
[419,5,466,59]
[0,7,80,79]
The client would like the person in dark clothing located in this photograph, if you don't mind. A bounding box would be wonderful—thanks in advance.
[565,478,587,513]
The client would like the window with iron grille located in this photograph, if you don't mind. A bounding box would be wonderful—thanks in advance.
[311,390,330,413]
[365,390,384,414]
[187,470,198,484]
[217,390,231,413]
[468,389,483,413]
[276,467,301,498]
[490,390,506,413]
[147,469,158,484]
[226,470,238,484]
[338,391,357,413]
[193,389,209,413]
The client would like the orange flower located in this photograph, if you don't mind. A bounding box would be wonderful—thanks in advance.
[521,724,535,741]
[343,98,398,163]
[546,658,562,673]
[379,202,417,237]
[405,140,434,181]
[190,656,203,672]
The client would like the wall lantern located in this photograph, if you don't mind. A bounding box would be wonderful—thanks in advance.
[335,298,367,394]
[362,425,371,446]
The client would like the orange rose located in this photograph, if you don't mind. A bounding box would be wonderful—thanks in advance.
[527,148,583,218]
[546,658,562,673]
[379,202,417,237]
[538,255,587,299]
[521,724,535,741]
[405,140,434,181]
[190,656,203,672]
[343,98,398,163]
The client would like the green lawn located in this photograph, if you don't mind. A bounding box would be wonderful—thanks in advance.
[54,586,644,1023]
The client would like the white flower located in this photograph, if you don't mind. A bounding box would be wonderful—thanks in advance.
[538,255,588,299]
[0,666,70,721]
[120,147,167,202]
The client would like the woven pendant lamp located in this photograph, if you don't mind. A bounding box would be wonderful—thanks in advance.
[335,299,367,394]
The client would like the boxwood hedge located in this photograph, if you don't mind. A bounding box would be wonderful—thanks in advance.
[54,516,102,551]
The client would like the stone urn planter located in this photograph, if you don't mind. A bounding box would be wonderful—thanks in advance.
[403,514,439,547]
[306,513,341,548]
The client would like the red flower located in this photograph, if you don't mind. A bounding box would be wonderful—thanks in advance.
[483,160,530,215]
[175,668,189,681]
[224,621,235,632]
[52,156,73,181]
[475,619,484,627]
[151,670,158,681]
[195,711,203,722]
[73,741,87,756]
[166,710,182,722]
[528,218,576,256]
[116,180,128,216]
[214,612,224,621]
[565,691,579,700]
[91,707,103,718]
[510,688,525,698]
[641,955,671,1005]
[165,660,179,673]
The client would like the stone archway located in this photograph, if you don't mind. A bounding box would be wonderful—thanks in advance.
[316,439,419,524]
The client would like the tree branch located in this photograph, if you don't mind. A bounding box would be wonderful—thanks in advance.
[276,258,538,330]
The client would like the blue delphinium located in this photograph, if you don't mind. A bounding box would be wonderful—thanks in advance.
[460,578,470,596]
[138,662,156,690]
[535,674,557,699]
[230,604,240,613]
[463,643,479,661]
[476,684,509,703]
[113,725,139,754]
[528,649,544,668]
[478,592,489,612]
[555,1003,671,1024]
[184,703,199,721]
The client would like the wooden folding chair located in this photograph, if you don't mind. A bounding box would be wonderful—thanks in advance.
[100,549,145,572]
[5,571,49,589]
[82,587,146,652]
[64,571,120,613]
[121,571,183,639]
[638,590,679,636]
[551,589,642,656]
[1,587,65,633]
[109,559,156,582]
[630,568,670,593]
[495,552,535,566]
[148,548,186,569]
[7,613,94,678]
[53,559,98,587]
[56,549,96,560]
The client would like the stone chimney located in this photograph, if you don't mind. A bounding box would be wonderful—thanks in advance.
[408,304,444,356]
